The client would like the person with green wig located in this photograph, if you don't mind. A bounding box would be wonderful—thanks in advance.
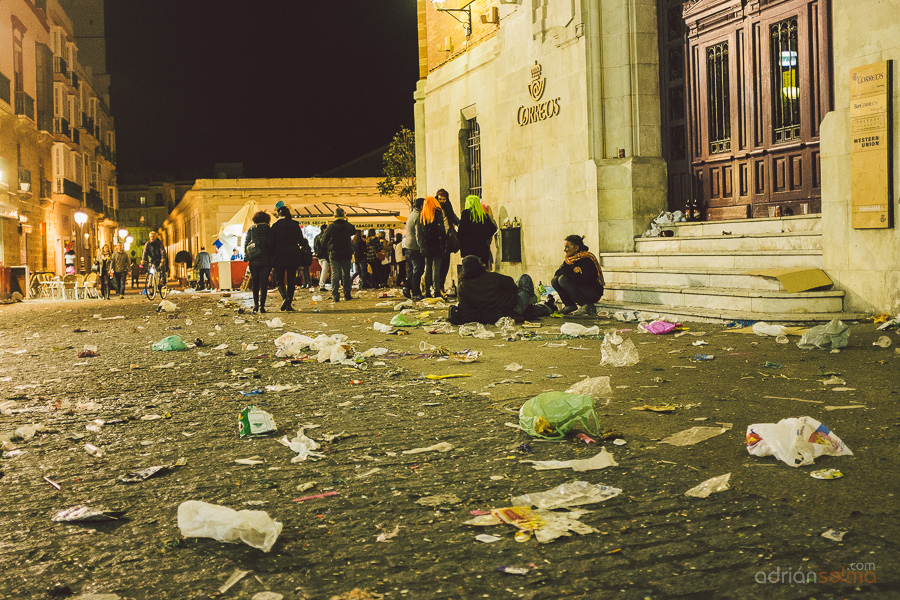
[457,195,498,268]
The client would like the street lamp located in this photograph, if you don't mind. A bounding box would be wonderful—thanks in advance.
[74,211,88,273]
[118,228,128,240]
[74,210,88,227]
[431,0,474,37]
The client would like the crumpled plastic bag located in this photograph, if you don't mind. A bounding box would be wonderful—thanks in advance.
[560,322,600,337]
[600,330,639,367]
[459,323,496,339]
[566,376,613,400]
[274,332,315,357]
[159,299,177,312]
[279,429,324,462]
[151,335,187,351]
[746,416,853,467]
[797,319,850,350]
[317,343,350,363]
[519,392,600,440]
[685,473,731,498]
[390,313,423,327]
[661,425,730,446]
[265,317,285,328]
[639,320,678,335]
[753,322,788,337]
[177,500,282,552]
[511,480,622,509]
[373,322,394,333]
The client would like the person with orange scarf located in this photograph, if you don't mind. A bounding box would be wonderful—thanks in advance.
[419,196,447,298]
[551,234,604,317]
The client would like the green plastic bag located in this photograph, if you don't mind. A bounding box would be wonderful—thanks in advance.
[151,335,188,351]
[390,313,423,327]
[519,392,600,440]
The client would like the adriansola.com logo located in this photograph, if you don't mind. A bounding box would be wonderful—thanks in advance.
[755,564,876,584]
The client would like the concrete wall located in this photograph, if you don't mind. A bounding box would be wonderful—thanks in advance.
[821,0,900,313]
[417,0,667,284]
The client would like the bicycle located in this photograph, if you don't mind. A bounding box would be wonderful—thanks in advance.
[144,264,168,300]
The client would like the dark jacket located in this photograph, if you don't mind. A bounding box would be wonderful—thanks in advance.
[243,223,272,267]
[456,271,518,324]
[353,236,366,263]
[421,211,446,258]
[366,236,381,262]
[299,236,313,267]
[439,198,460,228]
[268,216,305,267]
[193,251,212,270]
[111,250,131,273]
[142,239,166,266]
[556,253,604,290]
[457,209,497,265]
[313,231,328,259]
[322,218,357,261]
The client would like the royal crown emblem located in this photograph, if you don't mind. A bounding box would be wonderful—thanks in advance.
[528,61,545,102]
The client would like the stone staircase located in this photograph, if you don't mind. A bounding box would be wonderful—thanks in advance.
[597,215,866,323]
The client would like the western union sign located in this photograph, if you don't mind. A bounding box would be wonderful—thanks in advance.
[850,60,893,228]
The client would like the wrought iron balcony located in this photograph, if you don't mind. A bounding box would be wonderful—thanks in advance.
[53,56,68,82]
[14,91,34,120]
[71,127,80,147]
[85,189,104,214]
[0,72,10,105]
[53,117,70,139]
[59,178,82,200]
[70,71,79,90]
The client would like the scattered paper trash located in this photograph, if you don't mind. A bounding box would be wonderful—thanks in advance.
[475,534,503,543]
[251,592,284,600]
[178,500,282,552]
[511,480,622,509]
[273,332,315,356]
[52,505,123,522]
[685,473,731,498]
[415,494,462,506]
[560,322,600,337]
[811,468,844,480]
[459,322,496,339]
[463,506,596,543]
[151,335,187,351]
[119,460,184,483]
[496,566,530,575]
[402,442,454,454]
[797,319,850,350]
[505,362,524,372]
[278,429,324,462]
[235,456,266,466]
[746,416,852,467]
[753,322,788,337]
[661,425,731,446]
[238,405,277,437]
[822,529,848,542]
[521,448,618,472]
[375,524,401,542]
[519,392,601,440]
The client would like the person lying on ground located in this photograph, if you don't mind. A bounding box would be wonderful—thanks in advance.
[551,234,604,317]
[448,255,555,325]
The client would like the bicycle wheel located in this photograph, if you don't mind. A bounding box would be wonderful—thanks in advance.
[146,273,156,300]
[159,283,168,299]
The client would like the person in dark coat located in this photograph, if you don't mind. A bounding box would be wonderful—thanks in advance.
[551,234,605,317]
[243,211,273,313]
[268,205,305,311]
[298,235,313,288]
[321,207,357,302]
[457,195,497,267]
[435,188,459,293]
[313,224,329,291]
[420,196,447,298]
[449,256,553,325]
[351,231,368,289]
[365,229,382,288]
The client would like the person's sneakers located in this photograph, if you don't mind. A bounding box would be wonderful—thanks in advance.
[571,304,597,317]
[402,289,411,299]
[559,305,577,315]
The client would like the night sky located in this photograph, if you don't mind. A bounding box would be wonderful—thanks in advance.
[104,1,419,181]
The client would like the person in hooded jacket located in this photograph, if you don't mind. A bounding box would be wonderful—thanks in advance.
[268,205,305,311]
[243,211,273,313]
[321,207,357,302]
[435,188,459,293]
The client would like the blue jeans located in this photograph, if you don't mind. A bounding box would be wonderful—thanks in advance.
[405,249,424,296]
[330,259,352,300]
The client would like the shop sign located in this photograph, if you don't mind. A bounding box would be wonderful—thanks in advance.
[516,61,561,126]
[850,60,893,228]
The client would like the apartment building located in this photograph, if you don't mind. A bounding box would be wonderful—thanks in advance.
[0,0,118,277]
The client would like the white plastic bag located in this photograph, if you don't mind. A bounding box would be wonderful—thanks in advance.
[459,323,495,339]
[159,299,177,312]
[746,416,853,467]
[274,332,315,357]
[600,330,639,367]
[560,323,600,337]
[373,322,394,333]
[752,322,788,337]
[265,317,285,328]
[796,320,850,350]
[177,500,282,552]
[566,376,613,399]
[685,473,731,498]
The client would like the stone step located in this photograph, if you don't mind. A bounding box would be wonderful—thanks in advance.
[594,299,866,325]
[634,231,821,253]
[653,214,821,237]
[599,250,823,270]
[602,283,844,314]
[603,268,786,291]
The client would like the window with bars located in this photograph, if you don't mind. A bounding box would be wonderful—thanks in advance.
[466,118,482,199]
[771,17,800,143]
[706,42,731,154]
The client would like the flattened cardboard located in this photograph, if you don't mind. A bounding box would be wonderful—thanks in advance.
[746,268,834,293]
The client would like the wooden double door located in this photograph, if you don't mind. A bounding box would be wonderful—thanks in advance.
[659,0,832,220]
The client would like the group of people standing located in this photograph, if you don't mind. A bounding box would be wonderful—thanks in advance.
[402,189,497,301]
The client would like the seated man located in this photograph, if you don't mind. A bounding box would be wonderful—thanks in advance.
[449,255,554,325]
[551,234,604,317]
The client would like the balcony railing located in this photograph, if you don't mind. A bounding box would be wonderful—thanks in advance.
[0,72,10,105]
[59,178,82,200]
[53,117,70,138]
[85,189,103,213]
[15,91,34,120]
[71,127,80,146]
[18,168,31,193]
[81,113,95,132]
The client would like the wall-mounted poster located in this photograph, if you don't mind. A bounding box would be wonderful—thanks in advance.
[850,60,893,229]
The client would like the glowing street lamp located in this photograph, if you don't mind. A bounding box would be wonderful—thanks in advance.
[74,211,88,227]
[118,228,128,240]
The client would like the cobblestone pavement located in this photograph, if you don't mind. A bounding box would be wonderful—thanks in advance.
[0,288,898,599]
